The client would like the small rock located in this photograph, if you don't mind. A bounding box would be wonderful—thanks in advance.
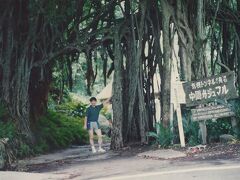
[137,149,186,159]
[220,134,235,143]
[188,145,206,153]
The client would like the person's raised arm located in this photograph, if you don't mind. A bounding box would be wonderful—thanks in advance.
[102,97,112,107]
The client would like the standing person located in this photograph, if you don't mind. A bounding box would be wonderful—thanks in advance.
[84,97,110,153]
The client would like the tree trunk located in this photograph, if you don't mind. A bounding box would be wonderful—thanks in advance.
[0,1,54,142]
[193,0,206,78]
[0,0,34,140]
[175,0,193,81]
[160,0,172,128]
[111,28,124,150]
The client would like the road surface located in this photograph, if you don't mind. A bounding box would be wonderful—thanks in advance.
[1,144,240,180]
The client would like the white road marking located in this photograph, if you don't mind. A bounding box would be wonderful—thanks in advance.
[94,165,240,180]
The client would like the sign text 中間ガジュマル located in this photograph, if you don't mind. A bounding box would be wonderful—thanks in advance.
[183,71,238,107]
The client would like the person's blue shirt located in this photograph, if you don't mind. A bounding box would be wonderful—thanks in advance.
[86,104,103,122]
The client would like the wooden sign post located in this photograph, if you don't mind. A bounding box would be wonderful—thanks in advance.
[169,70,238,146]
[199,121,207,144]
[170,58,186,147]
[174,87,186,147]
[183,71,239,144]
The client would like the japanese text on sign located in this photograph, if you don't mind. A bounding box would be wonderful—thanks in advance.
[191,104,235,121]
[183,71,238,107]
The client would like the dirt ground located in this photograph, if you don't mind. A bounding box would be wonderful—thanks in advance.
[20,142,240,173]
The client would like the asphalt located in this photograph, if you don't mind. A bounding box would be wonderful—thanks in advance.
[95,164,240,180]
[1,144,240,180]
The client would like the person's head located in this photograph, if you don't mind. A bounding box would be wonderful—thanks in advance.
[89,97,97,106]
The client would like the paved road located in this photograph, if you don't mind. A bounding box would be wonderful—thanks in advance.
[61,157,240,180]
[1,162,240,180]
[95,165,240,180]
[1,145,240,180]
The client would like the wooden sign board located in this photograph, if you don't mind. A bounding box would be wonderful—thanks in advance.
[170,82,186,105]
[183,71,238,107]
[191,104,235,121]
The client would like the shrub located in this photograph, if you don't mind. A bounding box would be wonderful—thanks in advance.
[18,143,32,158]
[1,98,88,159]
[183,120,200,146]
[100,106,108,116]
[33,110,88,153]
[181,110,201,146]
[55,101,87,118]
[201,100,237,142]
[147,123,172,148]
[0,104,31,159]
[206,118,233,142]
[72,102,88,118]
[0,121,17,141]
[171,109,200,146]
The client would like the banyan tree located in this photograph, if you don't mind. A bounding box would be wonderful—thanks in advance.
[0,0,239,149]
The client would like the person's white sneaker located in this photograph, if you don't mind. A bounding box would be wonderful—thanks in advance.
[91,146,97,153]
[98,147,106,153]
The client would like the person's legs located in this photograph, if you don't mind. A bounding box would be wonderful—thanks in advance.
[95,128,105,152]
[96,129,102,147]
[88,127,96,153]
